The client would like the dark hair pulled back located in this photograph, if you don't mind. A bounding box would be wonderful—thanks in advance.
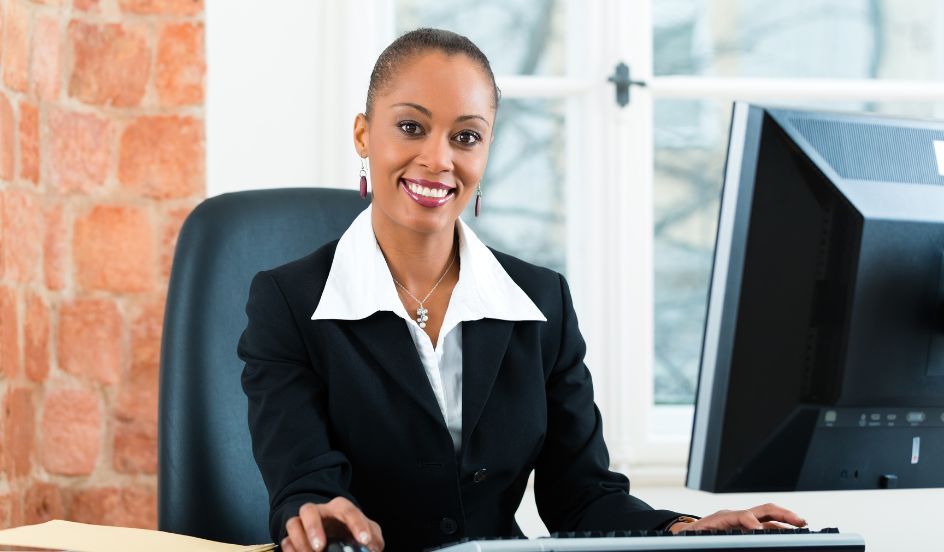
[365,28,501,118]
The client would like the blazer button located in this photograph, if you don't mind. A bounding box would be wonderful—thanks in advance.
[439,517,458,535]
[472,468,488,483]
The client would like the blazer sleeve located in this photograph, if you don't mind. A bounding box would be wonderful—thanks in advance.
[238,270,359,544]
[533,274,682,532]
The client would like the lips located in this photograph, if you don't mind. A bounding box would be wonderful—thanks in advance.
[400,178,456,208]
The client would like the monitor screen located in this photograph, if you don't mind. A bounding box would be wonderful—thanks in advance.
[686,103,944,492]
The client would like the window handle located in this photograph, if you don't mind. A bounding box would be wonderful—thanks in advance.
[608,61,647,108]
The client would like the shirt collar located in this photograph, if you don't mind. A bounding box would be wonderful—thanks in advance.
[311,204,546,323]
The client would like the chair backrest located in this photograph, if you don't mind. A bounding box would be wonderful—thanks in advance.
[158,188,365,544]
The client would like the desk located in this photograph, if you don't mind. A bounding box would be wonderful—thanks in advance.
[515,484,942,552]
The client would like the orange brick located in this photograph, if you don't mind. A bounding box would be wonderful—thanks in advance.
[161,205,192,278]
[74,204,155,292]
[115,360,157,425]
[1,1,29,92]
[0,492,24,528]
[23,482,63,525]
[70,486,156,529]
[24,291,49,382]
[74,0,101,10]
[0,494,12,528]
[1,189,43,283]
[0,92,13,181]
[68,21,150,107]
[156,23,205,106]
[44,202,68,290]
[113,420,157,473]
[4,387,35,478]
[40,388,101,476]
[119,116,204,199]
[47,107,113,193]
[129,295,163,368]
[0,286,18,378]
[119,0,203,16]
[32,15,61,101]
[19,100,39,184]
[114,332,158,473]
[57,297,123,384]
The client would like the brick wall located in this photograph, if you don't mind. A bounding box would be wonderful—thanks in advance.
[0,0,205,529]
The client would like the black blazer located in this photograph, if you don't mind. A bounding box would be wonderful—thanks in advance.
[238,240,680,551]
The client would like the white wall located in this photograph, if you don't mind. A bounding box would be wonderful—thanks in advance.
[206,0,393,197]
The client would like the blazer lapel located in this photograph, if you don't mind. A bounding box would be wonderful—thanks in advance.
[346,312,446,429]
[461,317,515,452]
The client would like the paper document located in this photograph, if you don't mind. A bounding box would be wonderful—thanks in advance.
[0,520,275,552]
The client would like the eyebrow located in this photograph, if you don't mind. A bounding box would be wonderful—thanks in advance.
[393,102,490,127]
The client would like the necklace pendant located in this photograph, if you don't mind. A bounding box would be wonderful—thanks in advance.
[416,306,429,329]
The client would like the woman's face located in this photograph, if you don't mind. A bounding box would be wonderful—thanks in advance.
[354,51,495,236]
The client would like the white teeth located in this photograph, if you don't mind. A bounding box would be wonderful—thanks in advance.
[407,182,450,199]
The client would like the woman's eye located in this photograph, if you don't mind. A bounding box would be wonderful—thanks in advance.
[398,122,421,135]
[455,131,481,145]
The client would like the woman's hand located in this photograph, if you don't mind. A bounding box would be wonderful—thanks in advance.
[281,497,385,552]
[669,503,806,534]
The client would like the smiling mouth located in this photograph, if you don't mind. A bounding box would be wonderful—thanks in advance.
[400,178,456,208]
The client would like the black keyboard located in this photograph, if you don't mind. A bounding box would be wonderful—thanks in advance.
[429,528,865,551]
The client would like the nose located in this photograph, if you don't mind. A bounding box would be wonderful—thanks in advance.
[417,134,453,174]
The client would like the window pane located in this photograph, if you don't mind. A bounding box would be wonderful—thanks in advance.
[653,100,729,406]
[653,99,944,405]
[654,0,944,79]
[465,99,567,275]
[395,0,566,76]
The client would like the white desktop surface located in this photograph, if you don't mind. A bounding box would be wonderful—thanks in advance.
[515,484,941,552]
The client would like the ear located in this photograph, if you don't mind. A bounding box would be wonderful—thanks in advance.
[353,113,370,157]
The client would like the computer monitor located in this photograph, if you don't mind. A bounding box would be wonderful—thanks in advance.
[686,102,944,493]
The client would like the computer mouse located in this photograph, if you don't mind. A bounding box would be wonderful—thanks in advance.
[324,538,371,552]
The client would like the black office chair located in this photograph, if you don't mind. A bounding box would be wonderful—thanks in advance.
[158,187,366,544]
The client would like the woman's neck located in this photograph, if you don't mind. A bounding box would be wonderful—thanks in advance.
[371,210,459,293]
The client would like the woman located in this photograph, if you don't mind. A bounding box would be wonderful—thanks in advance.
[238,28,805,552]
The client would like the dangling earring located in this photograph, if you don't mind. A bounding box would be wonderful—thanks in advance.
[474,183,483,217]
[359,157,368,199]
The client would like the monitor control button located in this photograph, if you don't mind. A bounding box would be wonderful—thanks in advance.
[879,474,899,489]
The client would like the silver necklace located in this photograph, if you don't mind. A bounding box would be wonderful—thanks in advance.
[392,254,457,329]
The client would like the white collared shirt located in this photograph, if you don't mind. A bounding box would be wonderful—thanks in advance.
[312,205,546,451]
